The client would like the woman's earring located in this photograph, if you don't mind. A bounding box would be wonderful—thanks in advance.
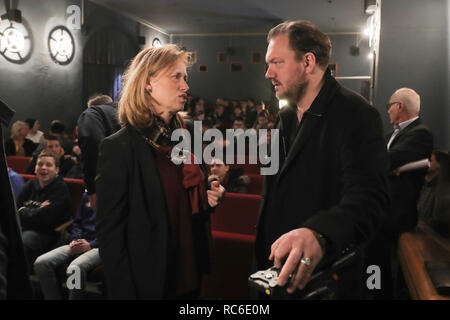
[146,88,152,94]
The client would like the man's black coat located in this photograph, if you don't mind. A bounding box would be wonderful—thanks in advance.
[0,99,32,299]
[77,103,121,195]
[384,118,433,232]
[255,71,390,299]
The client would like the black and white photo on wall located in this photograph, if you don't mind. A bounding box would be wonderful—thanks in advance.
[328,63,338,77]
[230,62,243,73]
[217,51,228,64]
[188,51,197,64]
[251,51,262,64]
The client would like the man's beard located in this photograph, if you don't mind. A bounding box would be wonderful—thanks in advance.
[279,76,309,104]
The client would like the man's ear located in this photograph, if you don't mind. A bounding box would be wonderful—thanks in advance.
[303,52,316,73]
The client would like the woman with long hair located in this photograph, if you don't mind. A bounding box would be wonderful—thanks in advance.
[95,45,225,299]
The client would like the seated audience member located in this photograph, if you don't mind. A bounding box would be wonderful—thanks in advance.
[232,117,246,130]
[17,152,71,265]
[34,192,100,300]
[5,121,37,156]
[255,100,266,115]
[253,110,270,131]
[245,99,257,129]
[213,103,232,131]
[420,150,450,237]
[8,167,24,199]
[417,150,448,223]
[26,136,76,178]
[188,98,206,121]
[231,106,245,123]
[49,120,73,155]
[208,158,249,194]
[25,118,45,146]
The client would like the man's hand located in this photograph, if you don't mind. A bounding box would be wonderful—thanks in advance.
[69,239,91,255]
[269,228,324,294]
[207,181,225,207]
[40,200,51,208]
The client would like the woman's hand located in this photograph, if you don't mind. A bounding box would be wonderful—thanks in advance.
[207,181,225,207]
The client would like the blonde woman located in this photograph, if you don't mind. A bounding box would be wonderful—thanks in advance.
[5,121,36,156]
[95,45,225,299]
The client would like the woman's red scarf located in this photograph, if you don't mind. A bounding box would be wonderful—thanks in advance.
[142,114,208,215]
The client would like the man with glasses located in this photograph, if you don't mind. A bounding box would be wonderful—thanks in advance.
[366,87,433,299]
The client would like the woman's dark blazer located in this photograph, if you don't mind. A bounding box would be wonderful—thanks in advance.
[95,124,211,299]
[4,138,36,157]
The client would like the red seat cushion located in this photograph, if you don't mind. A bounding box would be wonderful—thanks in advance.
[7,156,32,174]
[201,230,255,299]
[211,193,261,235]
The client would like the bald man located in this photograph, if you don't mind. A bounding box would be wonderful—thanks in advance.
[367,88,433,299]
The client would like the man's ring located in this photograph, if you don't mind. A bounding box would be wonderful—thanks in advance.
[300,257,311,266]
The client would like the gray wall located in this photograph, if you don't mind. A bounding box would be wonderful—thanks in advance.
[0,0,84,135]
[173,33,373,104]
[0,0,167,135]
[374,0,450,149]
[172,35,273,103]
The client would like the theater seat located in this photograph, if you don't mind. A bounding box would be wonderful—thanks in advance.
[6,156,32,173]
[63,178,86,218]
[246,174,264,195]
[211,193,261,235]
[201,230,255,300]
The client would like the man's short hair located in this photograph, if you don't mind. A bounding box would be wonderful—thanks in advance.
[267,20,332,69]
[234,116,245,123]
[45,135,62,145]
[87,94,113,107]
[25,118,37,129]
[50,120,65,134]
[393,88,420,115]
[37,151,60,168]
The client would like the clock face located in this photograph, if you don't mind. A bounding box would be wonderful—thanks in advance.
[152,38,161,48]
[0,20,32,63]
[48,26,74,65]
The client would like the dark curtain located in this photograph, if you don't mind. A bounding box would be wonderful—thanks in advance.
[83,28,139,107]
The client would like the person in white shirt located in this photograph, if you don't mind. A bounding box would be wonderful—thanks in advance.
[25,118,45,145]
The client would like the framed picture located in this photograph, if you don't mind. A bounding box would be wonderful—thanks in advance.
[328,63,338,77]
[217,51,228,64]
[230,62,243,73]
[198,64,208,72]
[251,51,262,64]
[188,51,197,64]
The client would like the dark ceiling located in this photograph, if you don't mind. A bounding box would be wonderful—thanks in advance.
[89,0,369,35]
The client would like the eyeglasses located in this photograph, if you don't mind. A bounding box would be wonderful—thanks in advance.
[386,101,400,110]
